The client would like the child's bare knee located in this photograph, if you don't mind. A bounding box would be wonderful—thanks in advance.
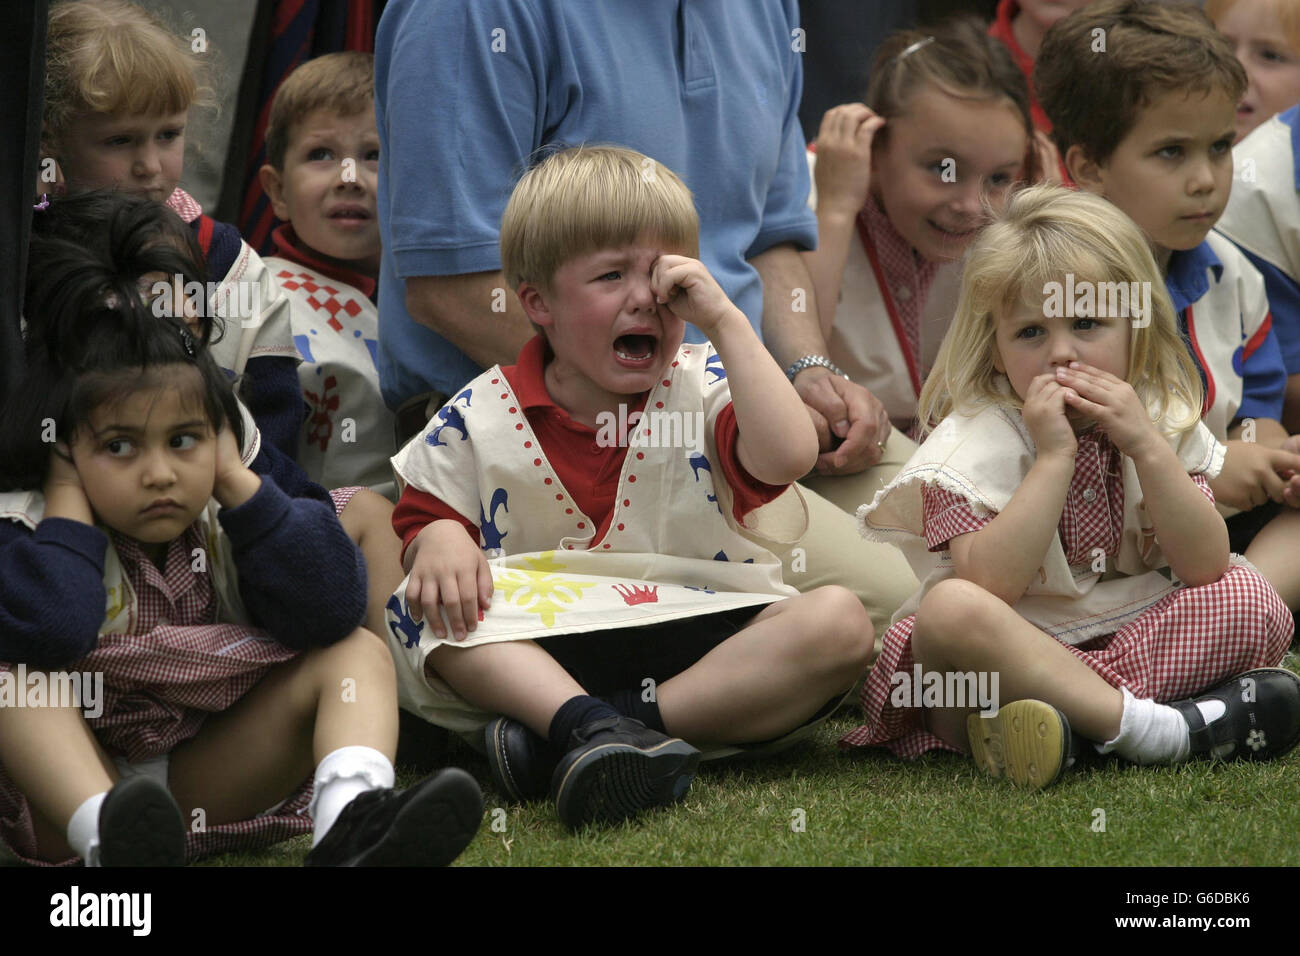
[915,579,997,650]
[798,586,874,672]
[340,489,395,541]
[317,626,396,682]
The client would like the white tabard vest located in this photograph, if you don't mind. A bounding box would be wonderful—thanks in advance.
[204,240,300,379]
[858,401,1226,644]
[386,344,808,666]
[1181,232,1274,440]
[1216,110,1300,283]
[806,150,963,428]
[265,258,397,497]
[0,491,251,638]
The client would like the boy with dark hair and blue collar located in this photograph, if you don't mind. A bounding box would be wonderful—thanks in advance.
[1037,0,1300,615]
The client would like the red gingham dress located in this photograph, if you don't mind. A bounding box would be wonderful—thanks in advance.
[0,487,362,865]
[841,432,1295,757]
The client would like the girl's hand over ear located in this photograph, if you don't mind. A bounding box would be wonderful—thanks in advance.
[43,441,94,525]
[213,425,261,509]
[813,104,886,219]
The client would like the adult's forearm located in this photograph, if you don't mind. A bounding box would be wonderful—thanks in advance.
[404,272,535,370]
[752,243,829,370]
[801,209,856,342]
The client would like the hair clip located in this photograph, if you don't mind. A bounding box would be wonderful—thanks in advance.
[178,325,197,358]
[897,36,936,61]
[33,195,50,212]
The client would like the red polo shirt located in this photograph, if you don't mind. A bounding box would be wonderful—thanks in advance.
[392,335,786,558]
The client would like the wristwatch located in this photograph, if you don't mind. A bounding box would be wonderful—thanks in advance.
[785,354,848,382]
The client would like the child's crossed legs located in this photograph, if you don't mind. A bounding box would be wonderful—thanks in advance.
[428,585,872,748]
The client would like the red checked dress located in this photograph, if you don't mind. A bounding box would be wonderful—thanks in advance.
[0,488,359,865]
[841,430,1294,757]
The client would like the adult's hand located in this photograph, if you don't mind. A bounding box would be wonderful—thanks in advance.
[794,367,890,475]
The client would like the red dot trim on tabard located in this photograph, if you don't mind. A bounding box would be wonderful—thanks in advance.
[636,452,644,460]
[544,477,552,485]
[602,544,611,549]
[533,458,541,466]
[525,441,532,448]
[565,508,574,514]
[516,424,524,430]
[623,499,630,506]
[617,523,625,531]
[628,475,637,483]
[577,522,586,529]
[491,378,499,384]
[509,406,517,413]
[655,402,664,409]
[555,493,563,500]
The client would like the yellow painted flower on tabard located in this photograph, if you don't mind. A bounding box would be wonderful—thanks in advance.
[494,552,596,628]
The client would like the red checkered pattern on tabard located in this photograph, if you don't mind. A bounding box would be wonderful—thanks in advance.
[0,489,360,865]
[860,198,939,363]
[275,269,364,333]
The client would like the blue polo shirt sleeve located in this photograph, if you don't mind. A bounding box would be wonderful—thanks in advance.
[1237,247,1300,374]
[1236,319,1287,423]
[746,0,818,259]
[376,0,547,280]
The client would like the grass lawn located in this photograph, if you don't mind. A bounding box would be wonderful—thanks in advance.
[194,650,1300,867]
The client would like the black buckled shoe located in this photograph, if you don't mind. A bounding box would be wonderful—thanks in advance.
[967,699,1081,789]
[550,716,700,829]
[305,767,483,867]
[98,775,186,867]
[1170,668,1300,762]
[485,717,558,803]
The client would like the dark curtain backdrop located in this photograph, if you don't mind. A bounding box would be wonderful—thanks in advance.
[798,0,1000,141]
[3,0,48,396]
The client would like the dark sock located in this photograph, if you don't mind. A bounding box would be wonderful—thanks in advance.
[548,695,621,752]
[605,687,666,733]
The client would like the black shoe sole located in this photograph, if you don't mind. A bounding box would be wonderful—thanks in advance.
[98,776,186,867]
[346,768,483,867]
[552,739,700,829]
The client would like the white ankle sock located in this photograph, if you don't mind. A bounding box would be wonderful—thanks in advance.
[1098,687,1192,764]
[67,791,107,866]
[308,746,395,847]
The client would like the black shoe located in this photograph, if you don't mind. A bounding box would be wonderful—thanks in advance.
[1171,667,1300,761]
[98,775,185,867]
[305,767,483,866]
[967,699,1080,789]
[485,717,557,803]
[550,716,699,829]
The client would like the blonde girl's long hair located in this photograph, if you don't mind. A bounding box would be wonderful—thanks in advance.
[917,184,1203,438]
